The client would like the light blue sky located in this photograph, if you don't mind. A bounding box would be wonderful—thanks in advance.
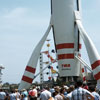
[0,0,100,84]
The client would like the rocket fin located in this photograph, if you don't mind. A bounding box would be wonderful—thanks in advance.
[75,12,100,89]
[18,23,52,90]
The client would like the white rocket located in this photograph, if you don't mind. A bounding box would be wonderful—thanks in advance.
[18,0,100,90]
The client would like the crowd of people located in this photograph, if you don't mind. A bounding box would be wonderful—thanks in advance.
[0,80,100,100]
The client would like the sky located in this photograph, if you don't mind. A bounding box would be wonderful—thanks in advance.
[0,0,100,84]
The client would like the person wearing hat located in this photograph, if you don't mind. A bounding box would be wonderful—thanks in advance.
[54,86,63,100]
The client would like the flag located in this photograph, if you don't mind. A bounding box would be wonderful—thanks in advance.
[51,69,57,74]
[43,61,49,64]
[81,64,86,83]
[50,66,57,74]
[42,51,49,54]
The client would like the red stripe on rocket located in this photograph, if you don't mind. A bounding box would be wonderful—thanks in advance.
[56,43,81,50]
[25,66,36,74]
[22,76,33,84]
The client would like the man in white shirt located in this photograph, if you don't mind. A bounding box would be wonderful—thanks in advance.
[71,80,94,100]
[66,85,75,100]
[0,89,6,100]
[88,85,100,100]
[54,90,63,100]
[40,86,51,100]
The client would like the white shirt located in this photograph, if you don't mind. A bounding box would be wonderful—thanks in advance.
[92,92,100,100]
[71,87,94,100]
[66,92,72,100]
[9,93,16,100]
[15,92,21,100]
[55,94,63,100]
[40,90,51,100]
[0,91,6,100]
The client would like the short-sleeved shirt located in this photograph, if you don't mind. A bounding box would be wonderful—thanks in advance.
[55,94,63,100]
[40,90,51,100]
[0,91,6,100]
[9,93,16,100]
[66,92,72,100]
[21,91,28,100]
[15,92,21,100]
[92,92,100,100]
[71,87,94,100]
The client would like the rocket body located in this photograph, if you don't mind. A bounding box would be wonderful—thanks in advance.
[51,0,81,76]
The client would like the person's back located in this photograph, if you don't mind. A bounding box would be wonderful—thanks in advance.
[71,80,94,100]
[9,90,16,100]
[66,85,75,100]
[29,89,37,100]
[92,92,100,100]
[21,89,28,100]
[72,87,94,100]
[0,89,6,100]
[40,89,51,100]
[15,92,20,100]
[88,85,100,100]
[55,93,63,100]
[28,85,37,100]
[15,89,21,100]
[54,88,63,100]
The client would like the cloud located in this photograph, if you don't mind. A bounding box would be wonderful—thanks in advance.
[0,7,50,34]
[4,8,28,18]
